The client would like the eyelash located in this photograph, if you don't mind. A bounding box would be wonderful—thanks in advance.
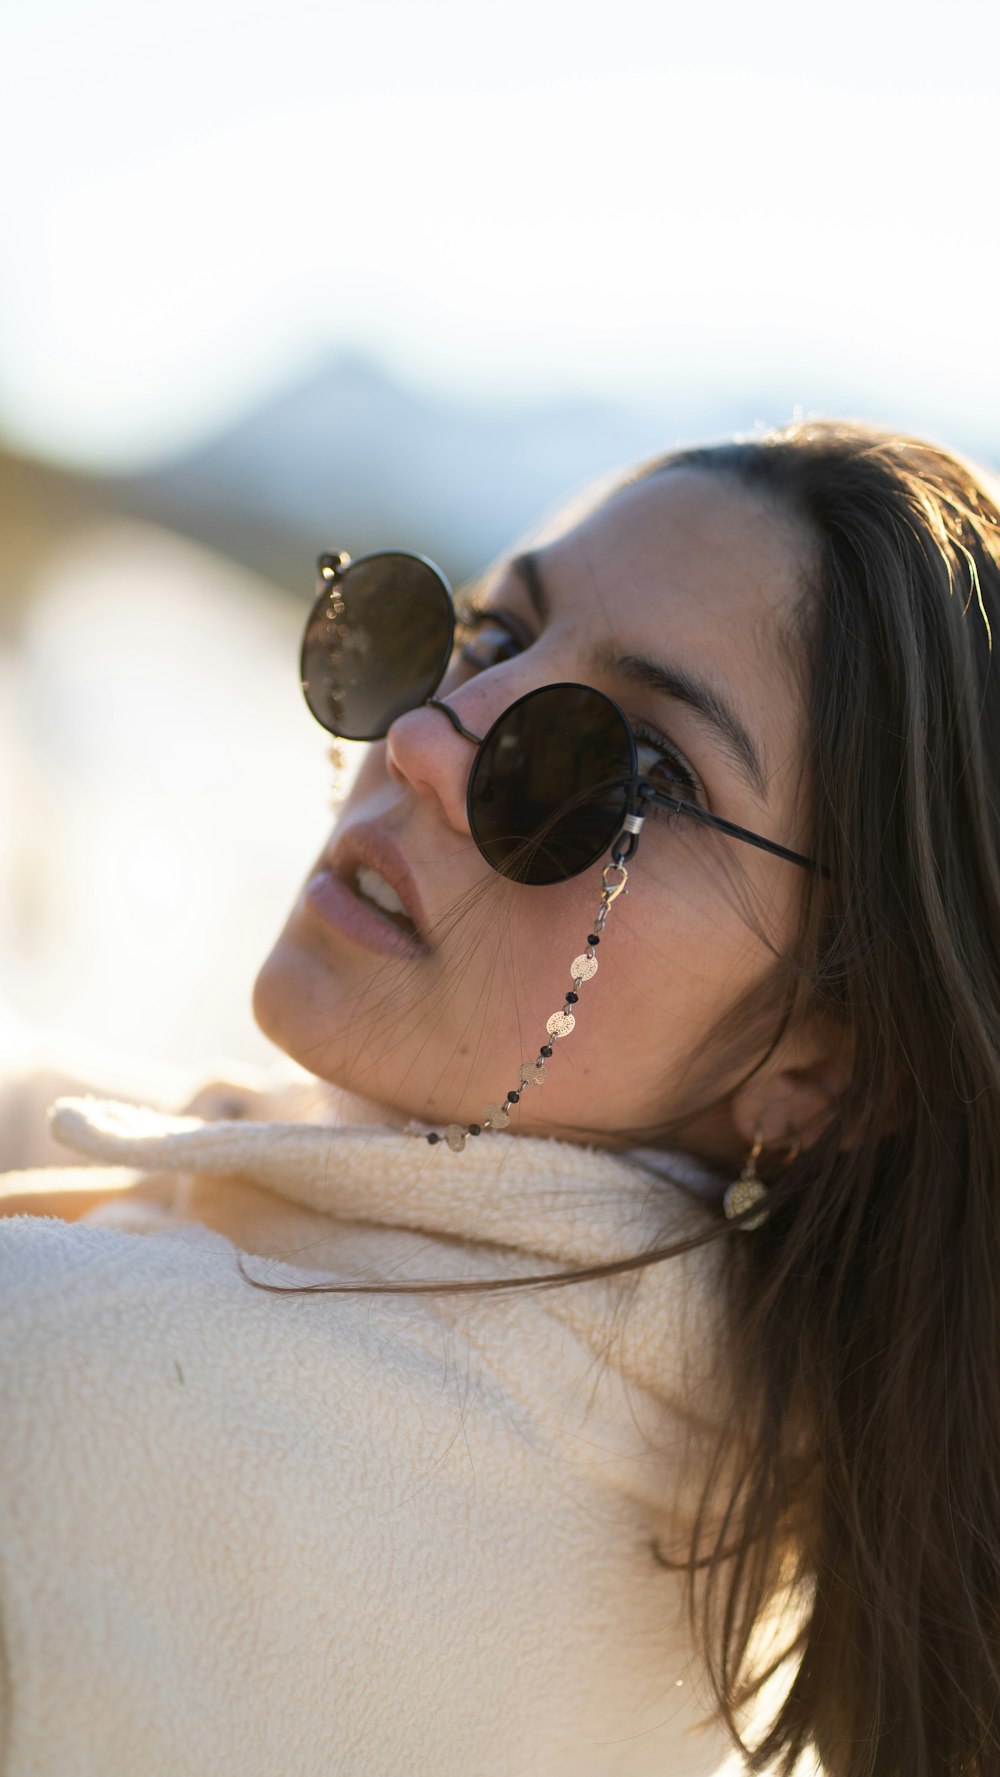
[454,601,704,810]
[455,599,531,667]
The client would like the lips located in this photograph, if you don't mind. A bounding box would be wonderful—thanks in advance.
[326,823,431,948]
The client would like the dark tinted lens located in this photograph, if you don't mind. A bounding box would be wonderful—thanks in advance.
[300,553,454,740]
[468,683,633,884]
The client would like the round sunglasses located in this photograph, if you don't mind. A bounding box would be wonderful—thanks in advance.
[300,548,823,887]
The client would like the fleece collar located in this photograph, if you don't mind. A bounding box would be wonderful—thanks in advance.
[48,1094,721,1276]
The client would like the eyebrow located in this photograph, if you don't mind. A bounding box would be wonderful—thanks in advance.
[508,550,769,802]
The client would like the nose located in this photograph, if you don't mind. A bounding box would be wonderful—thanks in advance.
[383,693,483,836]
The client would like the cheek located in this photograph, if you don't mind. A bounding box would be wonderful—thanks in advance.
[585,852,792,1059]
[341,741,389,805]
[488,876,748,1133]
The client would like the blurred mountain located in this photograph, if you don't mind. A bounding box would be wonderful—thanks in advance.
[3,354,757,612]
[117,353,748,594]
[5,354,1000,618]
[20,352,996,617]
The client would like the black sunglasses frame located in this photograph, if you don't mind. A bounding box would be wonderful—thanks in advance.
[303,549,826,880]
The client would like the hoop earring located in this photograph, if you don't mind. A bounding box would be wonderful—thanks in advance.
[723,1129,769,1231]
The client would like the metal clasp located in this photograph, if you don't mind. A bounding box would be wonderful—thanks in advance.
[601,861,629,902]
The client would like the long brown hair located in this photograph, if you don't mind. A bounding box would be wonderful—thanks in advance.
[657,420,1000,1775]
[250,419,1000,1775]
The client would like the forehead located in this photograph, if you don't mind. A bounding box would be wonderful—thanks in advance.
[531,466,813,813]
[538,465,809,644]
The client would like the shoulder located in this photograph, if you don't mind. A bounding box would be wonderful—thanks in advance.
[0,1218,622,1772]
[0,1210,453,1411]
[0,1214,518,1657]
[0,1210,548,1528]
[0,1192,736,1772]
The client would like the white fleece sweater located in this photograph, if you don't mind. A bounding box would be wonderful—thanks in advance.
[0,1072,741,1777]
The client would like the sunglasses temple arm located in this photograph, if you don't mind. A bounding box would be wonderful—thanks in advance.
[640,788,826,876]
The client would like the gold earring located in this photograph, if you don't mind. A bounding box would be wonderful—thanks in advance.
[723,1129,769,1230]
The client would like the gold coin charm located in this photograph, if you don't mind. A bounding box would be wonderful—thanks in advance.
[570,953,598,981]
[722,1177,769,1230]
[519,1061,548,1087]
[546,1011,576,1038]
[444,1124,467,1152]
[482,1103,511,1130]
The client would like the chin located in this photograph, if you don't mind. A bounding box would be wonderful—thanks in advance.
[250,933,379,1099]
[251,937,317,1065]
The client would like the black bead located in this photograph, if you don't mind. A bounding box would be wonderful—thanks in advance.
[469,1124,482,1136]
[587,934,601,946]
[507,1090,520,1104]
[565,991,579,1004]
[540,1045,553,1057]
[426,1131,441,1144]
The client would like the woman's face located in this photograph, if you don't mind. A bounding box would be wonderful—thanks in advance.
[253,468,814,1164]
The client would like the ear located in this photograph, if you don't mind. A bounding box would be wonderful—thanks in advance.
[727,1015,857,1161]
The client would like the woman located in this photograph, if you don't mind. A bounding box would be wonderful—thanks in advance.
[2,418,998,1776]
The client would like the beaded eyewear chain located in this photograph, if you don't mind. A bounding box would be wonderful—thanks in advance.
[412,847,635,1151]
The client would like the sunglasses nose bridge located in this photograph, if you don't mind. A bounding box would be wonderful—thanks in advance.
[425,697,483,746]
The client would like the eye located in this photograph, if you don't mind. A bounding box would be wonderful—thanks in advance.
[632,720,704,810]
[454,603,530,671]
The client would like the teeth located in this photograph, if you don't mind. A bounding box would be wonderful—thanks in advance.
[356,865,409,919]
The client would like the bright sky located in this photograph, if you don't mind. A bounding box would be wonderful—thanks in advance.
[2,0,998,466]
